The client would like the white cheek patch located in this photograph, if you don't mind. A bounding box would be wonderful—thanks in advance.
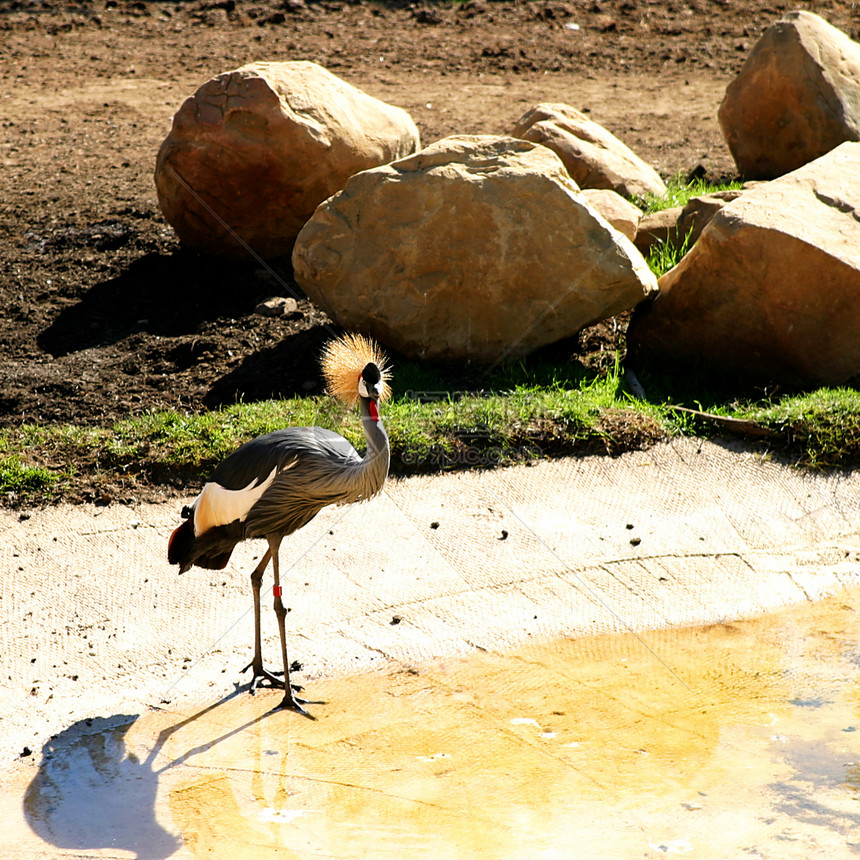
[193,464,282,535]
[357,376,369,398]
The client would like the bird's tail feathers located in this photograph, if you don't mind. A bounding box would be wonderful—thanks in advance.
[168,517,240,573]
[168,518,194,568]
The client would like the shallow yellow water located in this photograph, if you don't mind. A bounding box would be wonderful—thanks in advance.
[12,591,860,858]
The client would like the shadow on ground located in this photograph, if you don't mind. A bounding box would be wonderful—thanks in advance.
[21,691,289,860]
[23,714,180,859]
[38,250,297,358]
[203,323,334,407]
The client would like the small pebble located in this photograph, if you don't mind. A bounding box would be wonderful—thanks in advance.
[254,296,299,317]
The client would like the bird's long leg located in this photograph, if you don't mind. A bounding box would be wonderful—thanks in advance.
[241,548,284,693]
[269,535,322,718]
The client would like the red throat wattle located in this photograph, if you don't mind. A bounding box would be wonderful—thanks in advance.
[369,400,379,422]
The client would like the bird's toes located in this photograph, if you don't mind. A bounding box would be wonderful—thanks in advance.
[273,694,319,720]
[243,665,287,693]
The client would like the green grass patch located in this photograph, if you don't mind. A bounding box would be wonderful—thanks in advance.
[636,172,744,215]
[3,355,860,507]
[646,227,694,278]
[1,343,858,506]
[0,358,669,504]
[634,362,860,468]
[633,175,744,278]
[738,388,860,468]
[0,455,58,501]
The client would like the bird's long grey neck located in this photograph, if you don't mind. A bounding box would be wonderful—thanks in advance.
[358,396,390,492]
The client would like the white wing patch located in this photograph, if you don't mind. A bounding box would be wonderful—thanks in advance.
[192,464,286,535]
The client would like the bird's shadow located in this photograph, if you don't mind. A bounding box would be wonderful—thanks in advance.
[23,690,282,859]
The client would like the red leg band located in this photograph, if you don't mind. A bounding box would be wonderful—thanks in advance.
[273,585,283,598]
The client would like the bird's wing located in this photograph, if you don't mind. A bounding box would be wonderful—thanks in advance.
[192,463,293,536]
[190,428,355,535]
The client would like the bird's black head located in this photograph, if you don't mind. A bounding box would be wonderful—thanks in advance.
[358,362,383,400]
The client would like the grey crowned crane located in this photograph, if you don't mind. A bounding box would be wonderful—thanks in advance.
[168,333,392,717]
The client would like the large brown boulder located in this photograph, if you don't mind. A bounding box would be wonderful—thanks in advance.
[628,142,860,387]
[718,11,860,179]
[292,135,657,363]
[511,103,666,199]
[155,61,420,259]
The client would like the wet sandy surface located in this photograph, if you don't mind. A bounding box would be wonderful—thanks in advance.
[5,590,860,858]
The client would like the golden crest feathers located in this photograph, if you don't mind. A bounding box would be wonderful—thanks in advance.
[321,332,392,404]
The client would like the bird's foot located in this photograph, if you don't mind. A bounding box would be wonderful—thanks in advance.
[242,662,305,695]
[242,661,284,693]
[273,689,326,720]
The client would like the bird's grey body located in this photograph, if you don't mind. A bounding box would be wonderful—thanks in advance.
[176,407,388,573]
[168,346,390,717]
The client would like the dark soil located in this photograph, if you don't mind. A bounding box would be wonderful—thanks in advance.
[2,0,858,500]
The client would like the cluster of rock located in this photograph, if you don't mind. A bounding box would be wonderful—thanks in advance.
[154,10,860,387]
[632,10,860,387]
[629,142,860,387]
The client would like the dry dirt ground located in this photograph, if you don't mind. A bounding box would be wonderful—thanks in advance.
[2,0,858,488]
